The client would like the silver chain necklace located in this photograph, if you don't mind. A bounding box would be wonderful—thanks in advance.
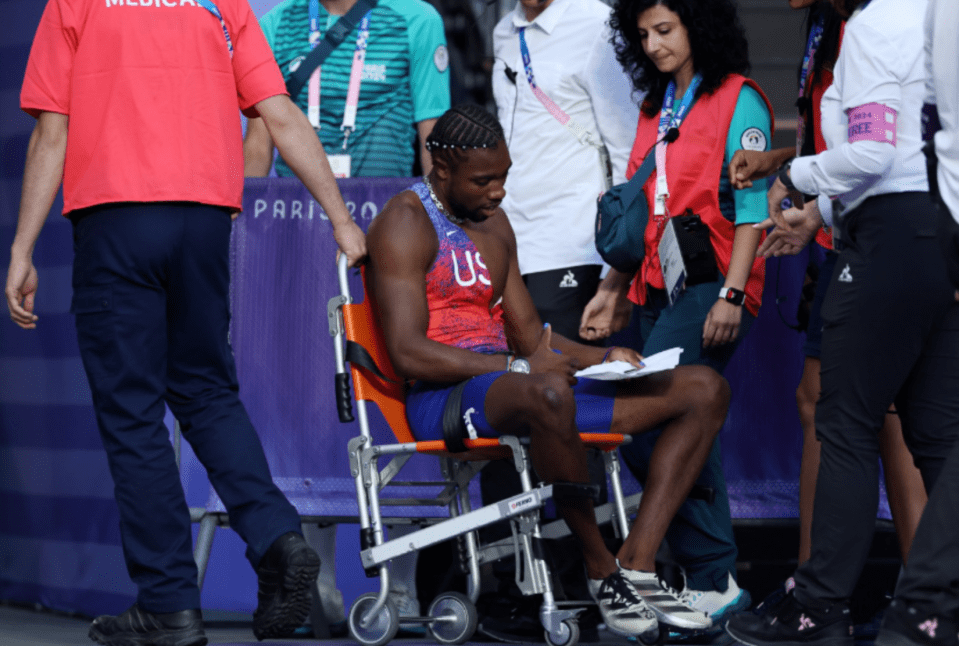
[423,176,466,226]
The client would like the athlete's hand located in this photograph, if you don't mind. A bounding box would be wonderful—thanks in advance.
[703,299,742,347]
[333,220,368,267]
[605,346,644,370]
[729,150,780,190]
[528,324,579,385]
[6,253,39,329]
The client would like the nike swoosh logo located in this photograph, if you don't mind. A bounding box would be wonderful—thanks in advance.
[446,230,456,236]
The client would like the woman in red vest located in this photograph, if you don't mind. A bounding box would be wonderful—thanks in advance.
[580,0,771,628]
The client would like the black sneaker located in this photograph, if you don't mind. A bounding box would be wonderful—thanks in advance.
[252,532,321,640]
[88,605,206,646]
[753,578,795,617]
[875,600,959,646]
[725,591,853,646]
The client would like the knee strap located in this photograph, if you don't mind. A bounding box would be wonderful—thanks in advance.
[442,380,471,453]
[552,481,602,504]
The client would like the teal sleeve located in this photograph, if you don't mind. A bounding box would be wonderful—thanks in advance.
[404,3,450,123]
[725,85,772,225]
[258,4,282,54]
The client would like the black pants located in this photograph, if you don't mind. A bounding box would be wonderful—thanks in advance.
[793,193,959,615]
[71,203,302,612]
[522,265,604,344]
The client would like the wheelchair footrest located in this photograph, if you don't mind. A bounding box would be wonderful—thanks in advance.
[360,485,553,570]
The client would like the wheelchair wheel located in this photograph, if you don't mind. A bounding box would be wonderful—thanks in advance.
[348,592,399,646]
[637,624,667,646]
[544,619,580,646]
[427,591,478,645]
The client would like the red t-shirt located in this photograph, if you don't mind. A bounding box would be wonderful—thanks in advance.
[20,0,286,214]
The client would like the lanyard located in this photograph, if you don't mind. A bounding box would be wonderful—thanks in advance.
[198,0,233,58]
[517,27,612,189]
[654,74,702,216]
[796,14,824,154]
[307,1,372,148]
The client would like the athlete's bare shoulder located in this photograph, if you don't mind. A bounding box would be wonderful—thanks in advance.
[368,189,438,272]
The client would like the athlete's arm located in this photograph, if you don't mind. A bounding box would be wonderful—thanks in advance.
[496,219,604,373]
[368,196,510,382]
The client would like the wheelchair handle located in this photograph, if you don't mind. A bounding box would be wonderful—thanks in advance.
[336,373,355,423]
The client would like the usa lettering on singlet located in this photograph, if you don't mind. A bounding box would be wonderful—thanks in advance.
[411,182,508,355]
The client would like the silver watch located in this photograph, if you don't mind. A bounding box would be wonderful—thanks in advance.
[508,357,531,374]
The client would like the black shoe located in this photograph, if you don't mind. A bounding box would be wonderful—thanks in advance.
[88,605,206,646]
[753,578,794,617]
[725,591,853,646]
[875,601,959,646]
[476,593,544,644]
[252,532,321,641]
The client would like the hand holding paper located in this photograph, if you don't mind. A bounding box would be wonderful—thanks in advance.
[575,347,683,381]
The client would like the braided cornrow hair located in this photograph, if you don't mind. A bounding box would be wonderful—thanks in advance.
[426,104,505,167]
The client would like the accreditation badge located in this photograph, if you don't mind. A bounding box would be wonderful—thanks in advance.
[328,154,351,179]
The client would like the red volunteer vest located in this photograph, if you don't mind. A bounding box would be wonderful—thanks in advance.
[626,74,771,316]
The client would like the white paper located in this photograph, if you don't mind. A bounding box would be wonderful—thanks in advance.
[575,347,683,381]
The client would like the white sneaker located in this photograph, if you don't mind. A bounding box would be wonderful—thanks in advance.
[388,585,420,617]
[588,568,659,640]
[678,572,751,624]
[621,567,712,631]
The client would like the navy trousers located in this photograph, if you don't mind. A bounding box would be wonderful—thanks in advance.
[793,192,959,612]
[619,279,754,593]
[71,202,302,613]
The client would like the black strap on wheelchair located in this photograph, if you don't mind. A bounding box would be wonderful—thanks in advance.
[441,380,470,453]
[552,481,602,505]
[345,340,400,384]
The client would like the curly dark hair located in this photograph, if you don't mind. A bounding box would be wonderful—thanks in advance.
[610,0,751,117]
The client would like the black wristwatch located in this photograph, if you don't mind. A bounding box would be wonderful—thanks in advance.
[778,160,799,193]
[719,287,746,307]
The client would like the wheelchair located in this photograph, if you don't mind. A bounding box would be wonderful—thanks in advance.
[328,254,650,646]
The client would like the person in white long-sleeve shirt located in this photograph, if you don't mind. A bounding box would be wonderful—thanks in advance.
[725,2,959,646]
[871,2,959,646]
[925,0,959,290]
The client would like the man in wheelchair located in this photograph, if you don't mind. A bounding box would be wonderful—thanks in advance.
[364,104,730,640]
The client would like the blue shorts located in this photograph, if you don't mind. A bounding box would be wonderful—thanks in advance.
[406,371,617,441]
[802,248,840,358]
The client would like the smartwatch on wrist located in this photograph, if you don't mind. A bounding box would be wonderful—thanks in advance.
[719,287,746,307]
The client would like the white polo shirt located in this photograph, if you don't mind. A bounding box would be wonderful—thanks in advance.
[925,0,959,224]
[791,0,929,224]
[492,0,641,275]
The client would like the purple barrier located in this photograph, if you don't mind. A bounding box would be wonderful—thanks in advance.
[221,177,462,518]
